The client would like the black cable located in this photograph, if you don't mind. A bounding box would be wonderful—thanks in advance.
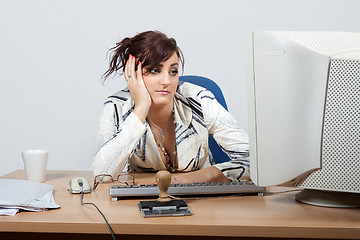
[78,180,116,240]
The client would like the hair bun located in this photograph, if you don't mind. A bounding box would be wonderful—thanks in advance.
[103,31,184,81]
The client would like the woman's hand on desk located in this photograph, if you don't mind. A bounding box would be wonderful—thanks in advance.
[171,166,231,184]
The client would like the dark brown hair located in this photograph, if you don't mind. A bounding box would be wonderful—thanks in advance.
[102,31,184,81]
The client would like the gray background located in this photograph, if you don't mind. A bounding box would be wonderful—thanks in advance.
[1,0,359,176]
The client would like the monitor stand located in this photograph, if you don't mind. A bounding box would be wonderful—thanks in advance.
[295,189,360,208]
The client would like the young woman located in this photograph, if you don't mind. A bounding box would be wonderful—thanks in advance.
[92,31,250,184]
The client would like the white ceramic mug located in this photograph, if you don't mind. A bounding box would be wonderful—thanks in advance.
[22,150,48,182]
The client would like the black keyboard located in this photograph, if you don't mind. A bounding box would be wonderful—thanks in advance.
[110,182,265,200]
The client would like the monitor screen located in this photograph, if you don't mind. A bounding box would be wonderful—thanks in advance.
[247,31,360,207]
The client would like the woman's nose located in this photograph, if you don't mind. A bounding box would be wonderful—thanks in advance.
[160,73,170,85]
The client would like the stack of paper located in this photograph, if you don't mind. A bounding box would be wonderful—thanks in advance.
[0,179,60,216]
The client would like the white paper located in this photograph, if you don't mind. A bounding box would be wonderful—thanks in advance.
[0,208,18,216]
[0,179,60,215]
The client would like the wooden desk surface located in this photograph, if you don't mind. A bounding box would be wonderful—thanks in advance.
[1,170,360,239]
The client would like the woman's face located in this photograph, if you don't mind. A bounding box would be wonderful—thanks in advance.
[142,52,179,108]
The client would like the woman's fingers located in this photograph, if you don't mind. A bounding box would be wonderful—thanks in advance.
[125,55,151,123]
[125,54,135,82]
[136,61,142,81]
[126,55,144,87]
[129,54,136,79]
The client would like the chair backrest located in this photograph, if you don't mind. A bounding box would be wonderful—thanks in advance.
[180,75,231,164]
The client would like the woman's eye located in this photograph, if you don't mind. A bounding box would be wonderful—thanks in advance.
[150,68,159,74]
[170,69,178,76]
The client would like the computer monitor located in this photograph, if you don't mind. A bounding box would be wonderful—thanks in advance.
[247,31,360,207]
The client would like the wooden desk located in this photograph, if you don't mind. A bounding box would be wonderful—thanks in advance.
[1,170,360,240]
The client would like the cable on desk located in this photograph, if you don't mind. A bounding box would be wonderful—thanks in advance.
[79,180,116,240]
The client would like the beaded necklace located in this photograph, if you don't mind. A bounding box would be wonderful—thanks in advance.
[147,111,178,172]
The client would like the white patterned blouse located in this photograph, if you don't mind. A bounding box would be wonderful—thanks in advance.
[92,82,250,182]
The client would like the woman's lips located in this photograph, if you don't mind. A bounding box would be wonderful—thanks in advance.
[157,90,170,95]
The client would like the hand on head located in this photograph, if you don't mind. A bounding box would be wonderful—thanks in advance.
[125,54,151,123]
[103,31,184,124]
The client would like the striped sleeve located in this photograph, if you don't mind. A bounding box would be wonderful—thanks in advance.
[92,99,147,178]
[200,90,250,182]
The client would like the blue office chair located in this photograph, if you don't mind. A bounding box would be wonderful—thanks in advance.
[180,75,231,164]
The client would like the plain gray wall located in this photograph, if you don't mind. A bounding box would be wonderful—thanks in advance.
[1,0,360,176]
